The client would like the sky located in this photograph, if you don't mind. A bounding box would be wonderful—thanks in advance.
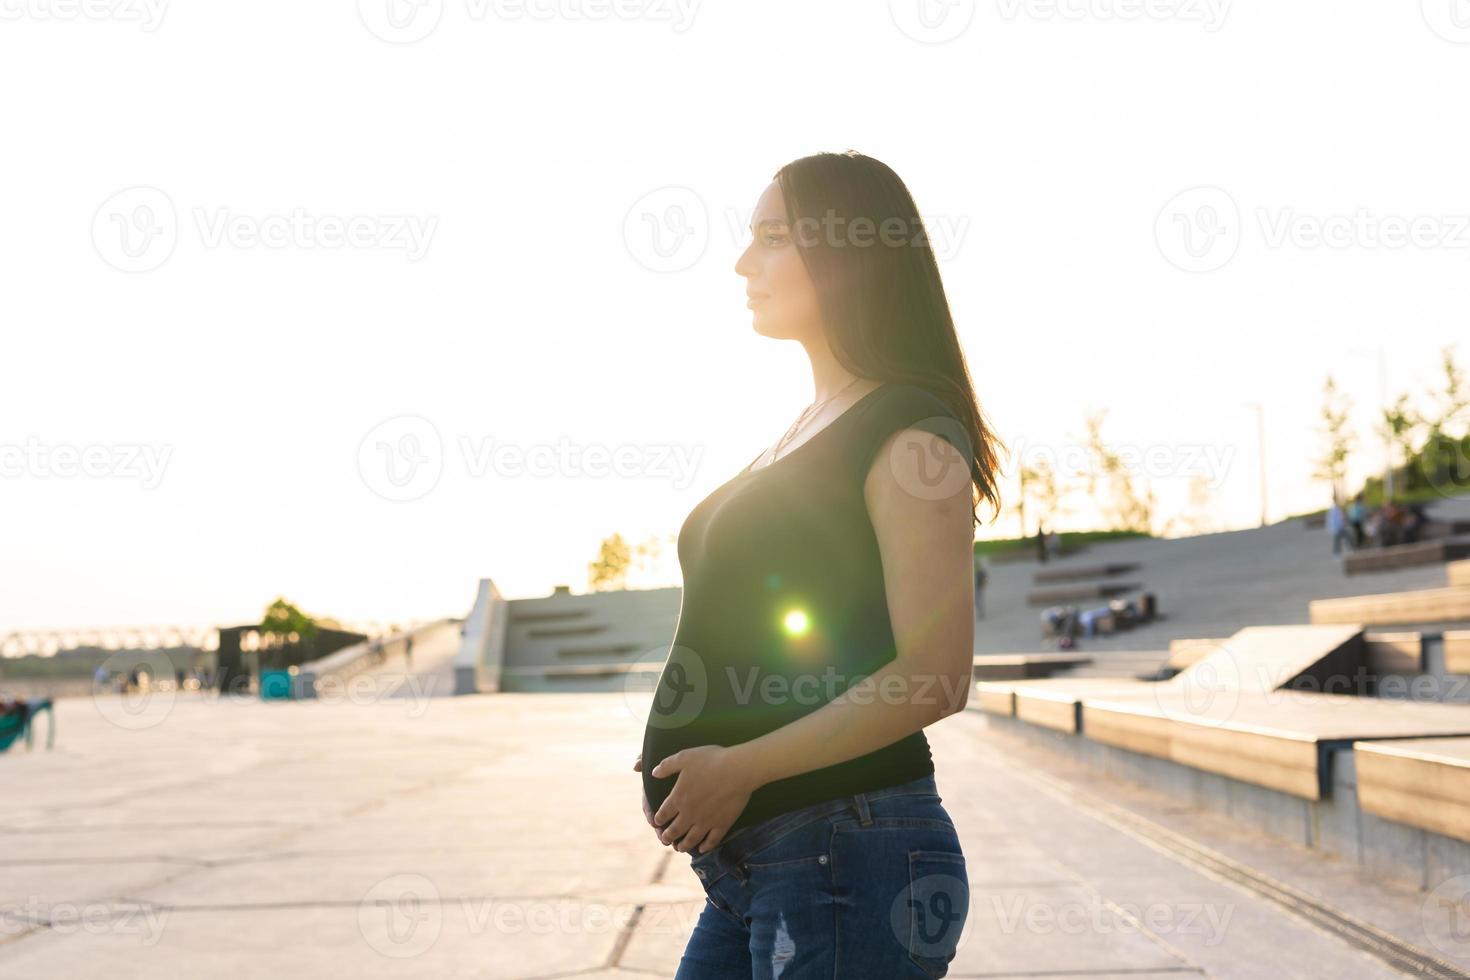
[2,0,1468,637]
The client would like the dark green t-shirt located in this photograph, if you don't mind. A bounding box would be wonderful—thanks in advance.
[641,381,968,836]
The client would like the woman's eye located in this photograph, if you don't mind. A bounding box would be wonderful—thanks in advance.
[764,233,787,246]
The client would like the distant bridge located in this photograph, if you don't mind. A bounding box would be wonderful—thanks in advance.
[1,620,418,658]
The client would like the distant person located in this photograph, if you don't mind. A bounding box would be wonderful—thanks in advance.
[1347,493,1366,548]
[1403,502,1427,544]
[1036,524,1049,563]
[93,664,108,690]
[1381,500,1405,547]
[1326,498,1352,554]
[1364,509,1384,548]
[972,552,988,619]
[404,635,413,667]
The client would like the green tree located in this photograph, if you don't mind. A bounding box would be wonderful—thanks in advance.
[1312,376,1355,502]
[1179,474,1220,535]
[257,598,319,670]
[588,533,632,591]
[1018,456,1067,537]
[1081,410,1154,534]
[588,532,670,591]
[1377,393,1420,484]
[1412,345,1470,494]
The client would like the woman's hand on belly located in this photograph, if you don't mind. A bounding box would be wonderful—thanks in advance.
[650,744,758,854]
[629,758,664,846]
[633,753,661,839]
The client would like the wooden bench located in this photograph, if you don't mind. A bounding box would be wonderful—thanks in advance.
[1343,535,1470,575]
[1181,624,1364,693]
[1425,520,1470,540]
[974,681,1018,716]
[971,653,1091,680]
[1356,738,1470,843]
[1027,582,1141,606]
[1165,637,1228,672]
[984,623,1364,731]
[1012,678,1155,733]
[974,676,1157,732]
[1309,586,1470,626]
[1450,559,1470,587]
[1445,630,1470,674]
[1082,690,1470,799]
[1363,631,1424,674]
[1032,562,1141,584]
[1063,649,1174,680]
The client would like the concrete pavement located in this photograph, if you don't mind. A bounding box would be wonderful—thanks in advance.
[4,689,1465,977]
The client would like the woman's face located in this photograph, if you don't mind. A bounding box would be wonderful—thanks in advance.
[734,180,824,341]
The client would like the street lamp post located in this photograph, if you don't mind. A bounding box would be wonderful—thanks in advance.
[1246,402,1267,527]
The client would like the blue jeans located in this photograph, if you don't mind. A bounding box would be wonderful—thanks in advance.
[676,774,968,979]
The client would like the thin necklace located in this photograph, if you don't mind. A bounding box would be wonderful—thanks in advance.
[766,376,865,464]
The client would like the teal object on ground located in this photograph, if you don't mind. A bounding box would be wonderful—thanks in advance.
[259,669,293,700]
[0,698,55,752]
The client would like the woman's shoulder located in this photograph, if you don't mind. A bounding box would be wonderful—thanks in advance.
[862,381,964,431]
[846,381,969,477]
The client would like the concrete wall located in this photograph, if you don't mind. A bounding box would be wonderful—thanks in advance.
[986,713,1470,891]
[454,578,509,695]
[498,585,681,693]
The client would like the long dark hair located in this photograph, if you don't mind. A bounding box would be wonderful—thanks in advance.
[774,150,1005,528]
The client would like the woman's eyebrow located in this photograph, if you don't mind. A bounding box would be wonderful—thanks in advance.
[748,217,789,232]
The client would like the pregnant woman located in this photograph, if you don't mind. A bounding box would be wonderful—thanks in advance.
[636,149,1003,979]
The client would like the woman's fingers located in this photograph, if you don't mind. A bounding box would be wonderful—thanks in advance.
[660,813,691,847]
[677,826,709,854]
[632,753,642,772]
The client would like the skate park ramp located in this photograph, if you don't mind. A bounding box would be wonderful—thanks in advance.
[978,623,1368,735]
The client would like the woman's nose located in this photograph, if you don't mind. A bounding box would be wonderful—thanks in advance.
[733,242,758,279]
